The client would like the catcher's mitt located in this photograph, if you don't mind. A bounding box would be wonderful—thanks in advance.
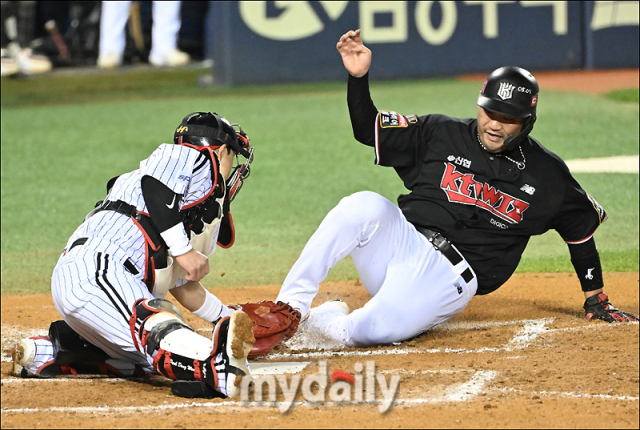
[230,301,301,358]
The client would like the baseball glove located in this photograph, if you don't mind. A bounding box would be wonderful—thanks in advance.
[230,301,301,358]
[584,293,639,322]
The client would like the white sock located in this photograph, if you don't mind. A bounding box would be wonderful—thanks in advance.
[192,290,230,323]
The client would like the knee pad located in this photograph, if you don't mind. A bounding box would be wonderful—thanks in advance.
[131,298,190,355]
[131,299,218,387]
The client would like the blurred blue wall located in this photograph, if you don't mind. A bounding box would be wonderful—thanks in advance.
[209,1,640,86]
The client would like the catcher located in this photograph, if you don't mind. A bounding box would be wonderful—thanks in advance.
[14,111,260,399]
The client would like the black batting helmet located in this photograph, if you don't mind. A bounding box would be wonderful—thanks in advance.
[174,112,251,158]
[477,66,539,150]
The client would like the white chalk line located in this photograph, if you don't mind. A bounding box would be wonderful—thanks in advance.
[268,318,555,359]
[433,318,553,331]
[0,371,496,414]
[0,368,473,385]
[547,321,638,333]
[3,318,634,364]
[498,387,639,402]
[2,377,128,384]
[377,368,475,375]
[1,362,311,385]
[268,318,640,359]
[443,370,498,402]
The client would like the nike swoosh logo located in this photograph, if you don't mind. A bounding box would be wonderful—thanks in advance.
[166,195,176,209]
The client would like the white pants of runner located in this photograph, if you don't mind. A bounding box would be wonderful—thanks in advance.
[51,237,156,374]
[99,1,182,59]
[277,191,478,347]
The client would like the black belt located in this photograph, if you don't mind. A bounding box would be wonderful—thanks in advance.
[416,227,474,284]
[66,237,139,275]
[94,200,142,221]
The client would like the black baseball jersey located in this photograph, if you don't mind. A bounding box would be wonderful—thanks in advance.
[348,74,607,295]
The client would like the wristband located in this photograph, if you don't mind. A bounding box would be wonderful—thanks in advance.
[160,222,192,256]
[192,290,230,323]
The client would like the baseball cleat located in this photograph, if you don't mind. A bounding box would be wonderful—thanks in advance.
[97,52,122,69]
[1,48,19,77]
[313,299,350,316]
[149,48,190,67]
[305,299,351,344]
[170,380,226,399]
[208,311,256,398]
[225,311,256,397]
[12,338,36,377]
[15,48,52,75]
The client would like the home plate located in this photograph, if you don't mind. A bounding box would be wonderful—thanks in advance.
[249,361,312,375]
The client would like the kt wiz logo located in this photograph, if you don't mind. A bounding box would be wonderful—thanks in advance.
[440,163,530,224]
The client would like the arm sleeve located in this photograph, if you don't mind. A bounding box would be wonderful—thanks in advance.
[568,237,604,292]
[141,175,191,255]
[551,170,608,244]
[347,73,378,147]
[347,73,423,167]
[548,162,607,291]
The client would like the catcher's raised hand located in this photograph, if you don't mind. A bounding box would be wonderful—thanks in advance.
[584,293,639,323]
[336,29,371,78]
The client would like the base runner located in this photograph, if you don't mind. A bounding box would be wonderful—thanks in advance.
[275,30,638,348]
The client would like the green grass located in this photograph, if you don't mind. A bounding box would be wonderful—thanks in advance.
[604,88,640,103]
[0,66,347,108]
[1,69,638,295]
[519,174,639,272]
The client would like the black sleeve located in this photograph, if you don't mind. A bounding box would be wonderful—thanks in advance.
[141,175,183,233]
[348,73,378,147]
[550,171,608,243]
[568,237,604,292]
[348,72,423,168]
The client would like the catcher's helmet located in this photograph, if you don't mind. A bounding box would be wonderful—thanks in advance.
[477,66,539,150]
[174,112,251,158]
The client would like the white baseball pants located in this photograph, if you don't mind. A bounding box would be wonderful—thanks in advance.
[99,1,182,59]
[277,191,477,346]
[51,237,156,373]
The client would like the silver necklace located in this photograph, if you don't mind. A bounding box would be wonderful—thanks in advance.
[477,134,526,170]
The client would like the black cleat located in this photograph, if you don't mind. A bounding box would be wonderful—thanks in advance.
[171,380,226,399]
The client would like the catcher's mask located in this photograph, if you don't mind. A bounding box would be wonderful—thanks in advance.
[174,111,251,158]
[477,66,539,151]
[174,111,254,202]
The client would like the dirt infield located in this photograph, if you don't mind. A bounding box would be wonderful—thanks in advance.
[1,273,639,428]
[1,69,639,429]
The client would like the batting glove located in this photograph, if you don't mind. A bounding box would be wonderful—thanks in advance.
[584,293,639,323]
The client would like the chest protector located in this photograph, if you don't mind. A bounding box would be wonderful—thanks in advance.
[98,147,230,299]
[153,146,227,298]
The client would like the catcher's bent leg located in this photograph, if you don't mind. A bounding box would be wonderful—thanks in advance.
[14,321,147,378]
[13,337,56,377]
[171,311,255,398]
[133,299,255,398]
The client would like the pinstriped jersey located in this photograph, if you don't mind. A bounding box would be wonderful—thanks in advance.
[63,144,219,284]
